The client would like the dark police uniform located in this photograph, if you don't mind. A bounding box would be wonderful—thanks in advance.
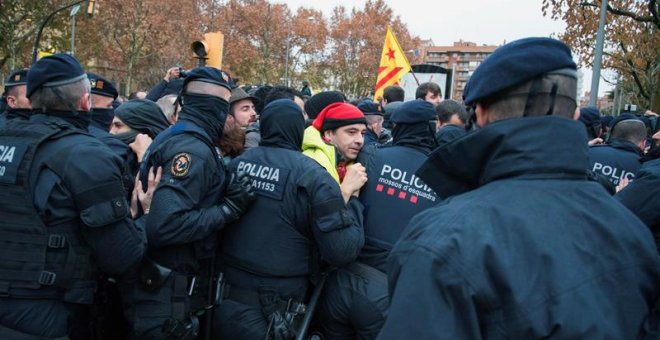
[316,99,439,340]
[616,158,660,252]
[589,138,643,185]
[378,38,660,339]
[214,99,365,340]
[85,73,135,196]
[0,54,146,339]
[125,67,255,339]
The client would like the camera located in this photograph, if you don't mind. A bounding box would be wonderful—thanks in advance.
[178,67,189,78]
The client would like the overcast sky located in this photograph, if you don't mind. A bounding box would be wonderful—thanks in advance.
[276,0,612,96]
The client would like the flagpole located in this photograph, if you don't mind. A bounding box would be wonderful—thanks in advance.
[390,27,418,86]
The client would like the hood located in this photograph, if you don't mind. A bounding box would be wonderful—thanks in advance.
[259,99,305,151]
[114,99,170,139]
[302,125,339,182]
[392,122,437,153]
[178,92,230,142]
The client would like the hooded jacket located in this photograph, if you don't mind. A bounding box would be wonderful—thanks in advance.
[379,116,660,339]
[302,125,340,182]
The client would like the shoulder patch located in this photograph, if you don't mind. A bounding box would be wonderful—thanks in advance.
[171,153,191,177]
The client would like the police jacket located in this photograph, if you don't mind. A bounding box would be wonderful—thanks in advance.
[0,113,146,303]
[589,138,643,185]
[357,122,439,273]
[220,100,364,298]
[0,107,31,128]
[88,120,136,195]
[363,128,380,147]
[616,158,660,252]
[378,116,660,339]
[141,94,228,274]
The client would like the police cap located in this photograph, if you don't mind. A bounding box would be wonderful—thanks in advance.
[26,53,87,99]
[390,99,436,124]
[463,37,577,105]
[182,67,234,91]
[5,69,28,87]
[87,72,119,99]
[579,106,601,127]
[356,100,383,116]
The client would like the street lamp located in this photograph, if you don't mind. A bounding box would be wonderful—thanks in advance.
[32,0,96,63]
[589,0,608,106]
[284,15,315,87]
[285,18,291,87]
[70,4,81,56]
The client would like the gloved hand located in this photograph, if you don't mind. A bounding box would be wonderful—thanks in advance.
[220,171,256,223]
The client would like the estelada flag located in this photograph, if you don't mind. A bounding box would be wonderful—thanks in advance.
[373,27,411,101]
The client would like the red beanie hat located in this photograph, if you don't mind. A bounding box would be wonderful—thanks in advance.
[312,102,367,133]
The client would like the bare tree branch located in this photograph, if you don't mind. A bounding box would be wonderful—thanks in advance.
[619,41,650,100]
[580,1,660,29]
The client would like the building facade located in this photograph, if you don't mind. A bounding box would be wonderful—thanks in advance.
[420,40,499,101]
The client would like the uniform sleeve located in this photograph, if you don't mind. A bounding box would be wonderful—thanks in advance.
[145,80,168,101]
[64,143,147,276]
[377,241,482,340]
[146,149,226,247]
[306,169,365,267]
[616,160,660,228]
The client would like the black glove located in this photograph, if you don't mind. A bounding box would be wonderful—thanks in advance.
[220,171,256,223]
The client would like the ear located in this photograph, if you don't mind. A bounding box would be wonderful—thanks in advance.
[638,139,647,150]
[572,106,580,120]
[5,95,17,108]
[475,104,489,126]
[80,92,91,112]
[322,130,332,143]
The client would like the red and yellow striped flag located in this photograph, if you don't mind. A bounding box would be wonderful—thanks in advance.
[374,27,411,101]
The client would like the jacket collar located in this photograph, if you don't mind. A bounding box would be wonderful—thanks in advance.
[417,116,589,199]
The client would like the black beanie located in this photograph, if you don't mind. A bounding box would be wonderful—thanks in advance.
[304,91,346,119]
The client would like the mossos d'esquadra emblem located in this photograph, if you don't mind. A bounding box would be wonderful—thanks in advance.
[171,153,191,177]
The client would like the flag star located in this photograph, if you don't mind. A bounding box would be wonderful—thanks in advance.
[386,48,396,60]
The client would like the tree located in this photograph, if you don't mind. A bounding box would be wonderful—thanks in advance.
[542,0,660,111]
[0,0,70,76]
[76,0,200,95]
[326,0,419,98]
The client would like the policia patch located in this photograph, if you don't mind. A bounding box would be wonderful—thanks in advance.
[170,153,191,177]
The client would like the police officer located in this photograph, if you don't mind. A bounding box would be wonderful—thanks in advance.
[357,100,384,147]
[214,99,365,339]
[315,99,440,339]
[0,69,31,127]
[127,66,256,339]
[85,73,136,195]
[378,38,660,339]
[0,54,147,339]
[589,114,646,185]
[86,73,125,151]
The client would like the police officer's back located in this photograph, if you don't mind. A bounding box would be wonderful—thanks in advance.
[214,99,365,339]
[378,38,660,339]
[0,54,147,339]
[126,67,256,339]
[589,115,646,185]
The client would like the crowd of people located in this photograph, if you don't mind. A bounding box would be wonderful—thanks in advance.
[0,36,659,340]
